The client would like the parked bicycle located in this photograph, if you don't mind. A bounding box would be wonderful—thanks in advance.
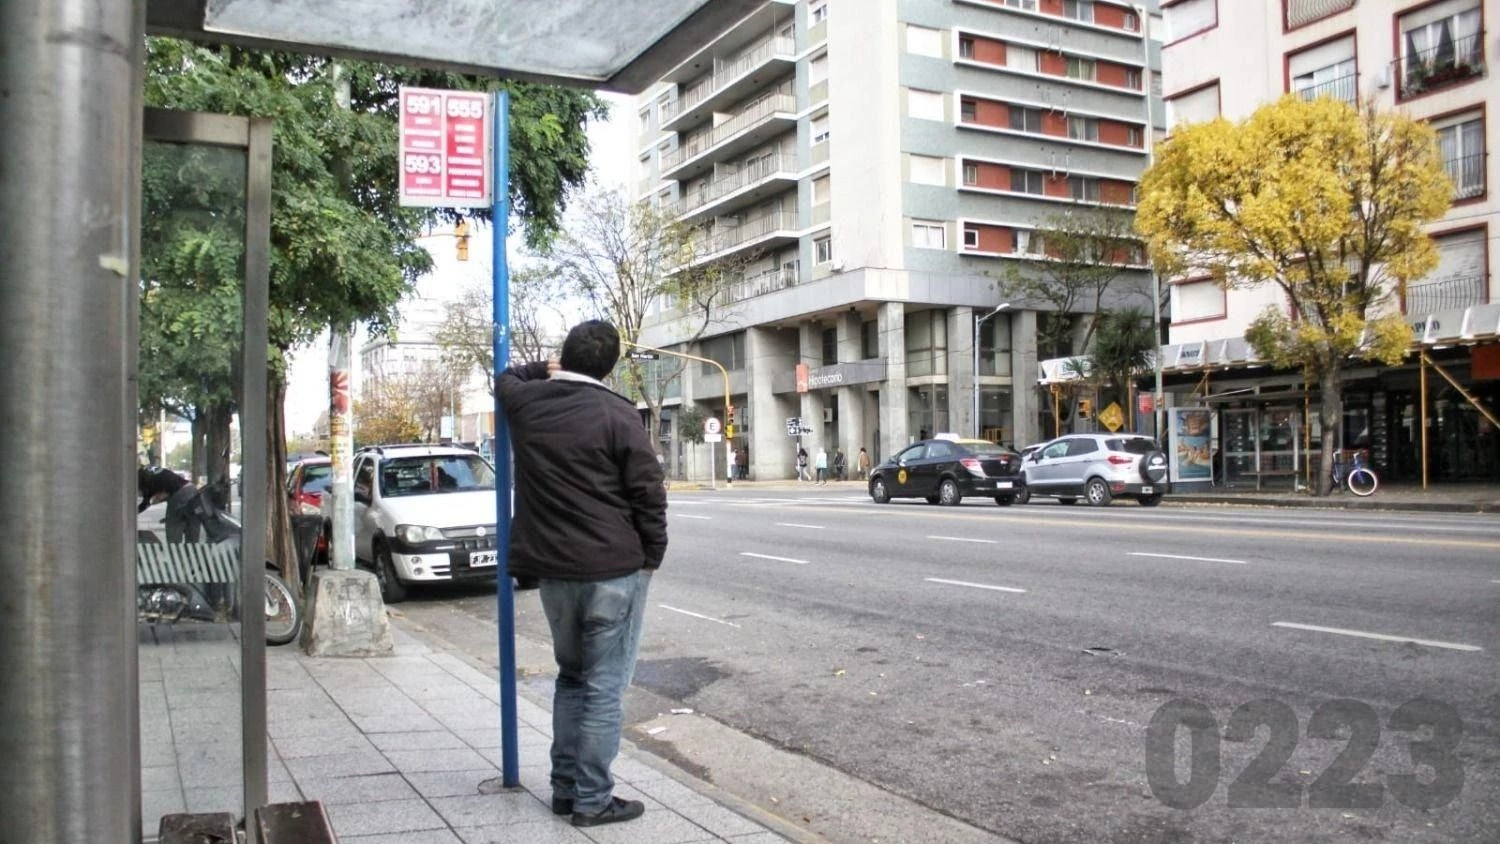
[1331,448,1379,497]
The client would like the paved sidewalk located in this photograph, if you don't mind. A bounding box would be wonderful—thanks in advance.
[263,626,799,843]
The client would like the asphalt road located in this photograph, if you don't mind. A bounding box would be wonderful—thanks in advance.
[395,490,1500,844]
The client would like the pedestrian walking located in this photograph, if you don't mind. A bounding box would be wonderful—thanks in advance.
[735,446,749,480]
[497,320,667,829]
[796,446,811,481]
[833,448,846,482]
[815,447,829,484]
[857,447,872,480]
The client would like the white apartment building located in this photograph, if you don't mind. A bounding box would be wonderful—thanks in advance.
[1157,0,1498,486]
[636,0,1164,480]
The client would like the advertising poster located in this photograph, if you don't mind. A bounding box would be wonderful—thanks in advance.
[1170,408,1215,483]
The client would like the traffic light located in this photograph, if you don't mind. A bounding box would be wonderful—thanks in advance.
[455,217,470,261]
[726,405,735,426]
[1078,398,1093,418]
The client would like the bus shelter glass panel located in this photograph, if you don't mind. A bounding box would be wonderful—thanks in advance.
[136,138,248,841]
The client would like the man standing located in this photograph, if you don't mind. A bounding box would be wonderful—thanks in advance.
[498,320,667,829]
[137,465,202,543]
[814,447,829,485]
[857,447,872,480]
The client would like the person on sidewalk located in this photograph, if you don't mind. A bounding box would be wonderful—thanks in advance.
[814,447,829,484]
[833,448,846,482]
[497,320,667,829]
[857,447,872,480]
[796,446,811,481]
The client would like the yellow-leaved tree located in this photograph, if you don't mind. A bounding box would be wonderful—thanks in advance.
[1135,96,1451,494]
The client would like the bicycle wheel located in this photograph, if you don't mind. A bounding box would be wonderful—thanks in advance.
[1347,468,1378,497]
[264,571,303,646]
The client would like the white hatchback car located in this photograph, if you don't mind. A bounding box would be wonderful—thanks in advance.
[1020,434,1169,506]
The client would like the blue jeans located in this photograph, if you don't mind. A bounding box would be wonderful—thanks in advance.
[539,570,651,814]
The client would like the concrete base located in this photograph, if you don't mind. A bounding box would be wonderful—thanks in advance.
[300,569,394,657]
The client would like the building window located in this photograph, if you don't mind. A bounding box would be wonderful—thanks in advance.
[1286,0,1355,30]
[812,174,831,205]
[1400,2,1482,97]
[1290,40,1356,105]
[961,98,978,122]
[861,320,879,359]
[1170,279,1227,323]
[1010,106,1043,133]
[815,235,833,264]
[1066,57,1096,82]
[1063,1,1094,24]
[1004,0,1038,10]
[963,162,979,185]
[812,114,830,144]
[1068,115,1099,142]
[1007,44,1037,72]
[908,88,945,121]
[908,24,943,57]
[1013,168,1045,194]
[1126,68,1142,89]
[1436,116,1485,199]
[1123,11,1139,31]
[700,332,748,373]
[810,0,829,25]
[959,37,975,59]
[1163,0,1217,42]
[1167,81,1220,129]
[809,53,829,84]
[822,327,838,365]
[979,317,1012,377]
[1069,176,1100,202]
[910,155,946,186]
[1015,229,1045,255]
[912,221,947,250]
[638,109,650,132]
[964,226,980,249]
[1127,126,1143,146]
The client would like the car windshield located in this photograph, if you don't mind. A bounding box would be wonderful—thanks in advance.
[963,442,1016,457]
[301,463,332,494]
[1109,438,1159,455]
[379,455,496,497]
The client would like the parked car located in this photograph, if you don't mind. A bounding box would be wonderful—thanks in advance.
[1020,433,1169,506]
[868,434,1025,506]
[287,456,332,515]
[322,443,521,602]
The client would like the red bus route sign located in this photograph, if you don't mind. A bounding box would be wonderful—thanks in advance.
[398,87,492,208]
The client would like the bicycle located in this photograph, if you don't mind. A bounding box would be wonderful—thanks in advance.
[1331,448,1378,497]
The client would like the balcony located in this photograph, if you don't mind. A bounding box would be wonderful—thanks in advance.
[1396,36,1485,99]
[1445,153,1485,200]
[660,37,797,134]
[1295,71,1357,105]
[725,267,800,304]
[1405,275,1486,313]
[689,210,798,262]
[678,154,798,223]
[661,93,798,181]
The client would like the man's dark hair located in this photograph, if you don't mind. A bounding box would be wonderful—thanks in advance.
[559,320,621,380]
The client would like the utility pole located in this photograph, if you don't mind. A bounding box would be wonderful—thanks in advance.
[328,64,356,572]
[623,340,732,488]
[1138,4,1166,440]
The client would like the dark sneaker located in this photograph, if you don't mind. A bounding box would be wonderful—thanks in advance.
[571,796,645,827]
[551,796,573,815]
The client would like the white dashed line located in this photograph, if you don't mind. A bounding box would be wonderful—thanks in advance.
[924,578,1027,594]
[1129,552,1247,565]
[739,552,809,565]
[925,535,997,544]
[675,514,712,520]
[1271,622,1482,652]
[775,522,825,529]
[659,604,741,628]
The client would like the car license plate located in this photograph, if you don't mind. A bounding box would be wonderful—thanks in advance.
[994,481,1012,489]
[1140,486,1153,494]
[470,551,497,568]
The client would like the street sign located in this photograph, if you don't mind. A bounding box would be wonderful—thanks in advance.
[704,417,722,435]
[1099,401,1125,432]
[703,432,723,443]
[398,87,492,208]
[627,351,659,361]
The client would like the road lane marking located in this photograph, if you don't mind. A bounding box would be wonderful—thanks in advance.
[659,604,741,628]
[740,552,809,565]
[775,522,825,529]
[1271,622,1482,652]
[925,578,1027,593]
[926,535,998,544]
[1130,552,1247,565]
[675,514,712,520]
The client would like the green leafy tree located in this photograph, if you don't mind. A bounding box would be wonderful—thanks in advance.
[1135,96,1450,494]
[1083,309,1155,429]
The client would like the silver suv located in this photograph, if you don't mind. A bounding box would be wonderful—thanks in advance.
[1019,434,1169,506]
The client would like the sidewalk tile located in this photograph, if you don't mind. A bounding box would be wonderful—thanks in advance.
[350,712,444,734]
[450,728,500,749]
[269,715,366,740]
[344,832,464,844]
[429,792,552,827]
[286,749,395,780]
[368,730,468,752]
[573,807,720,844]
[384,747,494,773]
[728,833,795,843]
[141,789,185,826]
[272,731,377,759]
[674,801,772,838]
[456,821,594,844]
[404,768,502,799]
[632,776,716,808]
[298,772,419,805]
[610,756,669,784]
[325,798,447,837]
[141,765,181,794]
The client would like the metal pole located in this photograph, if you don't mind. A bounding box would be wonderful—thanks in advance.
[1135,4,1166,441]
[1,1,145,841]
[490,91,521,788]
[329,64,356,571]
[1420,351,1429,490]
[621,341,731,489]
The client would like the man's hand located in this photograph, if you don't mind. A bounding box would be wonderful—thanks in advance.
[547,358,561,374]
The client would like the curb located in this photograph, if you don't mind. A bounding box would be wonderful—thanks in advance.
[1169,495,1499,514]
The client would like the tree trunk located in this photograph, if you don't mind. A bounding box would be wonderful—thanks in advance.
[1316,367,1342,497]
[191,415,205,482]
[266,372,298,592]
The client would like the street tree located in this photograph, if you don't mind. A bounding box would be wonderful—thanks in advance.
[142,39,605,581]
[436,265,566,396]
[1135,95,1450,494]
[1078,309,1156,429]
[355,376,423,446]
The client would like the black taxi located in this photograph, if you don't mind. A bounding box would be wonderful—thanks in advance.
[868,434,1025,506]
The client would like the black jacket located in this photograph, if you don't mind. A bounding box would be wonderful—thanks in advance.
[497,361,667,580]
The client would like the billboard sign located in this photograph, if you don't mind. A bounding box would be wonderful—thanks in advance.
[399,87,492,207]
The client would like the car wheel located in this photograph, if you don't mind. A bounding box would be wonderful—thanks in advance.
[1057,497,1078,506]
[993,495,1014,506]
[1014,483,1031,506]
[1138,493,1164,507]
[1141,451,1169,484]
[870,477,891,504]
[1085,477,1112,507]
[374,542,407,603]
[938,478,962,506]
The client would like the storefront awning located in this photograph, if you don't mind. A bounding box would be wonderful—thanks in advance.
[146,0,762,92]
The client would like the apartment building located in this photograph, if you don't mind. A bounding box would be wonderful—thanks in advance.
[636,0,1163,480]
[1157,0,1498,485]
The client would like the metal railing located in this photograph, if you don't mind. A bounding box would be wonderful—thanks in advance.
[725,267,800,303]
[1285,0,1355,29]
[1396,35,1485,97]
[662,93,798,172]
[661,37,797,122]
[1405,274,1486,313]
[690,210,793,256]
[678,154,795,215]
[1295,71,1357,104]
[1445,153,1485,199]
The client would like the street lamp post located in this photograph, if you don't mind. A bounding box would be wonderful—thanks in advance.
[1137,4,1165,439]
[972,303,1011,439]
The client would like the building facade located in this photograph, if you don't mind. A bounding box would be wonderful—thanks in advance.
[1156,0,1498,486]
[636,0,1163,480]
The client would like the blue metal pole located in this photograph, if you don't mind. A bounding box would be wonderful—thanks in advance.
[490,90,520,787]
